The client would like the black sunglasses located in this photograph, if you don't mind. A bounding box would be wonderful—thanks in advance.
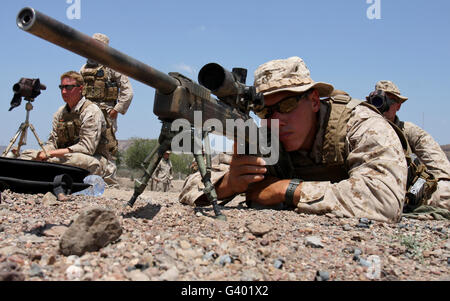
[255,90,313,119]
[59,84,81,91]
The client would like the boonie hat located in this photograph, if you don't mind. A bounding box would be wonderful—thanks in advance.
[92,33,110,45]
[375,80,408,103]
[254,57,334,97]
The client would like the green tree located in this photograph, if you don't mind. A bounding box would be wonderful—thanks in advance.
[124,138,157,170]
[170,153,194,176]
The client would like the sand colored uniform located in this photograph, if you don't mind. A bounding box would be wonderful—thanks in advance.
[80,64,133,133]
[151,158,174,192]
[401,121,450,210]
[180,101,408,223]
[20,98,116,184]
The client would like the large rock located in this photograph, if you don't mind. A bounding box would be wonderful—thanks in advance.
[59,207,122,256]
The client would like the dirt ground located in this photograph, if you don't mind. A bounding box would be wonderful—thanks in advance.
[0,177,449,282]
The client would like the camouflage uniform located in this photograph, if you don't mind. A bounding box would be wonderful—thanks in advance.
[179,57,408,223]
[401,121,450,209]
[80,33,133,133]
[20,98,116,184]
[151,158,174,192]
[374,80,450,211]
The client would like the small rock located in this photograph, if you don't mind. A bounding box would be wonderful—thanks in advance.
[42,225,68,237]
[334,212,344,218]
[443,241,450,250]
[305,236,324,249]
[343,224,352,231]
[57,193,70,202]
[179,240,191,250]
[0,246,26,257]
[356,223,370,229]
[315,271,330,281]
[260,240,270,247]
[217,255,233,266]
[66,265,84,280]
[351,235,364,242]
[359,218,371,225]
[128,270,150,281]
[42,192,59,206]
[246,259,257,267]
[273,259,285,269]
[18,234,45,244]
[160,267,179,281]
[246,221,272,237]
[353,249,363,261]
[0,226,4,233]
[29,264,44,278]
[429,249,443,258]
[358,258,372,268]
[325,213,335,219]
[47,256,56,265]
[203,251,218,261]
[447,257,450,267]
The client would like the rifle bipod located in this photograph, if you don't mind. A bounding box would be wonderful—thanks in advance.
[125,122,226,221]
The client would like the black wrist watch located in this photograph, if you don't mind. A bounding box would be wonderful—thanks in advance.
[284,179,303,208]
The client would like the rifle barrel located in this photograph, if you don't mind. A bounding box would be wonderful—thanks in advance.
[17,7,179,95]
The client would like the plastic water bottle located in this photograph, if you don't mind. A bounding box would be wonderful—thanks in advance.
[72,175,106,197]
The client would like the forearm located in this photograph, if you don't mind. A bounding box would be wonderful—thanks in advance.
[48,148,71,158]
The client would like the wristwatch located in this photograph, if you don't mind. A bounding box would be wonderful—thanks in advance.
[284,179,303,208]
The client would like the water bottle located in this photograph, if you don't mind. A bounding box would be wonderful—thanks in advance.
[72,175,106,197]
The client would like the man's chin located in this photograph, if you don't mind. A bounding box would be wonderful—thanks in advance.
[281,142,298,152]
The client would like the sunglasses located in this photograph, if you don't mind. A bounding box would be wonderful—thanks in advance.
[255,90,312,119]
[59,84,81,91]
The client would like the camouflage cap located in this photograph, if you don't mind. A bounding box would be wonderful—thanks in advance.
[254,57,334,97]
[92,33,110,45]
[375,80,408,103]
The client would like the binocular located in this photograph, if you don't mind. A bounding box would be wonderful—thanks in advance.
[366,90,397,113]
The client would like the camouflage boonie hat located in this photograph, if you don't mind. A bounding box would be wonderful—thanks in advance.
[92,33,110,45]
[254,57,334,97]
[375,80,408,103]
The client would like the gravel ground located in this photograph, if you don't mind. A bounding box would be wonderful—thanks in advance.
[0,179,449,282]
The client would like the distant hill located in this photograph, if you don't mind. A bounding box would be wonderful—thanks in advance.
[118,140,136,152]
[442,144,450,161]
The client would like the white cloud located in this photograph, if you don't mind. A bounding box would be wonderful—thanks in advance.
[174,63,196,76]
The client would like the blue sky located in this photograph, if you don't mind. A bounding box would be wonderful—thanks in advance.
[1,0,449,150]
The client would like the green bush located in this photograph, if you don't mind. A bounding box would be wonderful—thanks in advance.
[124,138,158,170]
[123,138,193,176]
[171,153,194,176]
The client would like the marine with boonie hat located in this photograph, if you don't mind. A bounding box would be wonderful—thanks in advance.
[151,151,174,192]
[368,80,450,211]
[80,33,134,134]
[179,56,408,223]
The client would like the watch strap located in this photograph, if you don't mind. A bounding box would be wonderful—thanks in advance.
[285,179,303,208]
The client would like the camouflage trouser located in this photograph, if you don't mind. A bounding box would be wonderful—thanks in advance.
[151,179,171,192]
[103,159,118,185]
[427,180,450,211]
[19,149,110,180]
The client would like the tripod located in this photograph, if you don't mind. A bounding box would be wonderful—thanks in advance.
[2,100,48,158]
